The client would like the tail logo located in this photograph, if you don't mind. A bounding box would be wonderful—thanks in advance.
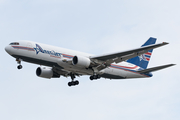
[138,52,151,61]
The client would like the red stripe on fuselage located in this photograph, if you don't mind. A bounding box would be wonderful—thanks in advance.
[62,54,74,58]
[50,55,61,58]
[12,46,35,51]
[111,64,138,69]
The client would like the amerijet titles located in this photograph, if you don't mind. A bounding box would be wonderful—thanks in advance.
[34,44,61,57]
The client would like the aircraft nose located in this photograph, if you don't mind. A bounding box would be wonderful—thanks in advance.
[5,45,11,54]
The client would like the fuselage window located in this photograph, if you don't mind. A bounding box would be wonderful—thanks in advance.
[9,42,19,45]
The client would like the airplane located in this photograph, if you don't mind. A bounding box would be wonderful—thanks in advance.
[5,37,175,86]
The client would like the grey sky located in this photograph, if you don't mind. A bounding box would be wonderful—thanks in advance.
[0,0,179,120]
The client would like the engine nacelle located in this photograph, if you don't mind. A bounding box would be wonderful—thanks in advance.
[36,67,60,79]
[72,56,91,68]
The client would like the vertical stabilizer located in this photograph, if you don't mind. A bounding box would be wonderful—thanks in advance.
[127,37,157,69]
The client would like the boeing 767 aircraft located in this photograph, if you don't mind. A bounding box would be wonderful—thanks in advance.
[5,37,175,86]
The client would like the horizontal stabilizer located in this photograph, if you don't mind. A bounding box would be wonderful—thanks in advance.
[137,64,176,73]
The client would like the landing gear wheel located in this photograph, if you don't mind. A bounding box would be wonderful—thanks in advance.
[68,82,72,87]
[74,80,79,85]
[68,80,79,87]
[90,75,101,80]
[16,58,23,69]
[17,65,23,69]
[90,76,94,80]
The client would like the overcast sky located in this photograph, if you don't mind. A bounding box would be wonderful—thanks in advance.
[0,0,179,120]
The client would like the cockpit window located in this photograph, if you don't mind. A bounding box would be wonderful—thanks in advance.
[9,42,19,45]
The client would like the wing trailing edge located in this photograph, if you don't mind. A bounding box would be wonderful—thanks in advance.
[137,64,176,73]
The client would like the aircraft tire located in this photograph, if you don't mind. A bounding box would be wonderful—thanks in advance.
[68,82,72,87]
[68,81,79,87]
[90,76,94,80]
[75,80,79,85]
[17,65,22,69]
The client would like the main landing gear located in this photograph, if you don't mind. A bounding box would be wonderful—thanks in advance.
[68,73,79,87]
[90,68,101,80]
[16,58,23,69]
[89,75,101,80]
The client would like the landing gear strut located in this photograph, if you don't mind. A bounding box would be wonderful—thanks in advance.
[16,58,23,69]
[68,73,79,87]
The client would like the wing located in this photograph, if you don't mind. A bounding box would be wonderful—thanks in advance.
[52,67,82,77]
[137,64,176,73]
[90,42,168,71]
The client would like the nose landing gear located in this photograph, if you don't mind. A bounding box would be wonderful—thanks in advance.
[16,58,23,69]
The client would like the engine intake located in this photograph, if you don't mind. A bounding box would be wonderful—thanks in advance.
[72,56,91,68]
[36,67,60,79]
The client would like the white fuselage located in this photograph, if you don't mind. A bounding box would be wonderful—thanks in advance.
[5,41,151,79]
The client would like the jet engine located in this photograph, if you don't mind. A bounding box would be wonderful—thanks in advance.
[36,67,60,79]
[72,56,91,68]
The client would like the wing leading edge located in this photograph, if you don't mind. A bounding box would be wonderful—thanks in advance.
[91,42,168,62]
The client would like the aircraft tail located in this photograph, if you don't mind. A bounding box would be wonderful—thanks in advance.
[127,37,157,69]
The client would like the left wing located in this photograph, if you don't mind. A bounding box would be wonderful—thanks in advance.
[90,42,168,71]
[137,64,176,73]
